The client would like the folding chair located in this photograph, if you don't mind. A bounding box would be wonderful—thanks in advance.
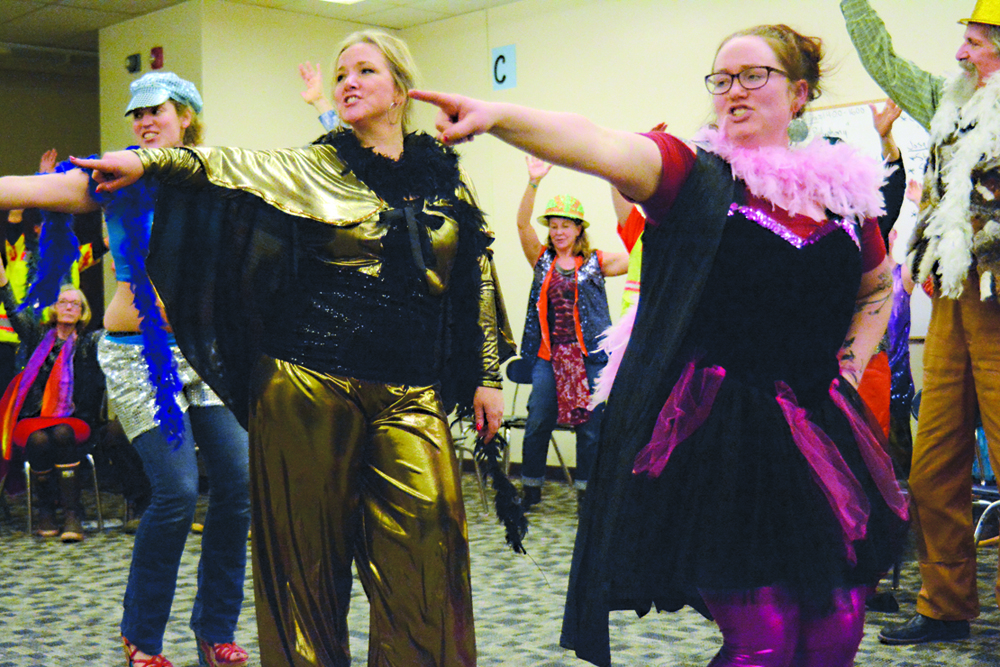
[451,416,490,513]
[972,426,999,546]
[19,414,105,536]
[501,357,574,486]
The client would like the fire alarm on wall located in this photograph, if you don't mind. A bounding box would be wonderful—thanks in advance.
[150,46,164,70]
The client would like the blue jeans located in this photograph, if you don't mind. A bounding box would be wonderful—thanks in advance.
[121,406,250,655]
[521,357,605,490]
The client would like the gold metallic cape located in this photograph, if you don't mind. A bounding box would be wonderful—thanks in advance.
[142,139,514,427]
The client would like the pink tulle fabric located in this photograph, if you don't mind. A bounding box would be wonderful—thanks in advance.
[630,372,905,565]
[775,382,869,565]
[628,363,905,566]
[829,378,909,522]
[632,358,726,478]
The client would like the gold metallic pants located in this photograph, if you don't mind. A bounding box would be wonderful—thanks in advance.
[911,277,1000,621]
[249,356,476,666]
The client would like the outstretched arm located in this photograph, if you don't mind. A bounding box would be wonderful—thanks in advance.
[69,151,145,194]
[409,90,662,202]
[516,156,550,266]
[0,169,98,214]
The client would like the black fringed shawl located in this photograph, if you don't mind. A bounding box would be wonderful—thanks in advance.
[146,130,511,427]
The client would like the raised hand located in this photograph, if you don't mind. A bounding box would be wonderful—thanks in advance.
[409,90,495,145]
[38,148,59,174]
[526,155,552,185]
[299,61,325,106]
[869,99,902,139]
[69,152,145,194]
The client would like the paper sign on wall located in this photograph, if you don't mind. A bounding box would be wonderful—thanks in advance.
[492,45,516,91]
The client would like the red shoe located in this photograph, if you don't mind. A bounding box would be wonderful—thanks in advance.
[123,636,174,666]
[197,638,249,667]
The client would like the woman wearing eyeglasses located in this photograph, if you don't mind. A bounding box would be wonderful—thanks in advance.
[0,274,103,543]
[412,23,908,667]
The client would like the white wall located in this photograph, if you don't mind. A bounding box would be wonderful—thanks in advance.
[95,0,963,469]
[200,0,370,148]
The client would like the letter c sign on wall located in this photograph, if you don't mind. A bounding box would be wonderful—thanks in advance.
[492,45,516,91]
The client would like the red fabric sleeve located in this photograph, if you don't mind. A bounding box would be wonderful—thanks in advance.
[860,217,887,273]
[637,132,697,224]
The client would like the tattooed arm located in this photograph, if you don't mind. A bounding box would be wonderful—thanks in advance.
[838,255,893,388]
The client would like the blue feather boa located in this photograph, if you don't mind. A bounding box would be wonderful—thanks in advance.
[29,158,185,448]
[111,178,185,447]
[21,159,83,313]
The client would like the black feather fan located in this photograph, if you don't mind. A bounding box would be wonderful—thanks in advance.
[473,432,529,554]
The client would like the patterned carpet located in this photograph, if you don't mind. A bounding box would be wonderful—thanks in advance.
[1,473,1000,666]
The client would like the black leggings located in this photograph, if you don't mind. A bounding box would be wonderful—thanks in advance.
[24,423,81,471]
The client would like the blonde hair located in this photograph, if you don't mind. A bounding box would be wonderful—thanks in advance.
[42,285,91,332]
[171,100,203,146]
[336,30,420,133]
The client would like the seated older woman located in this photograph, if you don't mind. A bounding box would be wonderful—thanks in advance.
[0,268,104,543]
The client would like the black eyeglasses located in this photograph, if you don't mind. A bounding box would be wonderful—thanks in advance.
[704,66,788,95]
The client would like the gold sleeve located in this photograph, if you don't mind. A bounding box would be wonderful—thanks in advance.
[136,147,208,188]
[137,145,385,226]
[462,170,516,387]
[477,253,503,387]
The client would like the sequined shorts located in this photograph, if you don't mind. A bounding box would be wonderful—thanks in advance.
[97,333,224,441]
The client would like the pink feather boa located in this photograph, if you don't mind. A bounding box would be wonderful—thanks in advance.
[693,126,889,221]
[590,129,890,406]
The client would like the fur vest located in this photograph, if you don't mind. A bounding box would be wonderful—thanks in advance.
[909,70,1000,300]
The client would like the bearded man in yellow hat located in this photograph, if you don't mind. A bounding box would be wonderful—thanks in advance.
[842,0,1000,646]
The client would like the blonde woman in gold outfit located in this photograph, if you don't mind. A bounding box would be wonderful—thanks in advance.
[76,31,513,667]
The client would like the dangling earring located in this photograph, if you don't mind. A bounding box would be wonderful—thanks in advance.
[788,116,808,143]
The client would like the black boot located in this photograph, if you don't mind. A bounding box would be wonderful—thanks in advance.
[32,469,59,537]
[56,462,85,543]
[522,485,542,510]
[878,613,970,644]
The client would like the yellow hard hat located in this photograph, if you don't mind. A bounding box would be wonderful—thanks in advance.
[538,195,589,229]
[961,0,1000,27]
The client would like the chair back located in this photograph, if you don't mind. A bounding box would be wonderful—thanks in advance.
[505,357,534,385]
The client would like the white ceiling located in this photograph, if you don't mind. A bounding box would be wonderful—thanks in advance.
[0,0,520,74]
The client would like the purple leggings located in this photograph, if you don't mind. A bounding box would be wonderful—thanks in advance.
[700,586,867,667]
